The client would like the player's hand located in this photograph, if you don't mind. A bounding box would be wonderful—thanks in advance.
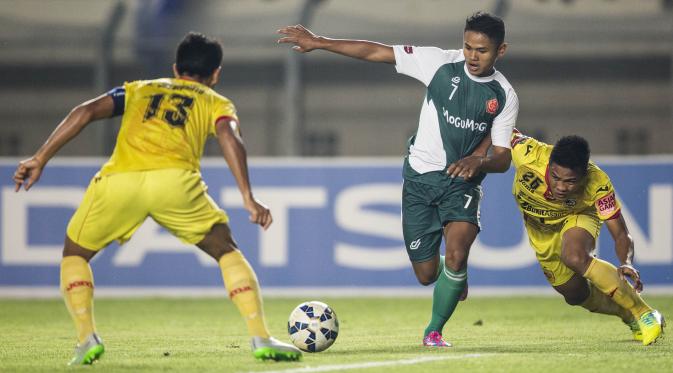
[618,264,643,293]
[244,196,273,230]
[447,155,484,180]
[277,24,322,53]
[13,156,45,192]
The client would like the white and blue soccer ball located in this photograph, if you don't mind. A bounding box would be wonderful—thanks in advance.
[287,301,339,352]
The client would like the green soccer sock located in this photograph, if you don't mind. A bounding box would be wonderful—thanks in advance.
[424,257,467,336]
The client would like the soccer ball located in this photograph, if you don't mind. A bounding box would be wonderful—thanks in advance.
[287,301,339,352]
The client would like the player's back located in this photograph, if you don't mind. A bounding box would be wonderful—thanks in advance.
[100,78,237,176]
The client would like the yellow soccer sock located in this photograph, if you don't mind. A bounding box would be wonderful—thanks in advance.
[60,256,96,343]
[580,282,634,323]
[219,250,270,338]
[583,258,651,318]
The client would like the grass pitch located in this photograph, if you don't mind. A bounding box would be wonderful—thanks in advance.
[1,296,671,372]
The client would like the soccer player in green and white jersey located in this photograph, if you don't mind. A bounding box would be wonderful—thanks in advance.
[278,12,517,346]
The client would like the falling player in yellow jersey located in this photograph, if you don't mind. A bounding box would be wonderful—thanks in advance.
[508,129,664,345]
[12,32,302,364]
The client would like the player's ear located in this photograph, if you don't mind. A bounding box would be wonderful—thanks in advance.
[497,42,508,59]
[210,66,222,86]
[172,64,180,78]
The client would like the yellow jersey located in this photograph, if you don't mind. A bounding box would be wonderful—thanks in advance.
[100,78,237,175]
[511,131,621,227]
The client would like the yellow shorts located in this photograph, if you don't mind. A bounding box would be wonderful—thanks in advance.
[67,168,228,250]
[524,213,602,287]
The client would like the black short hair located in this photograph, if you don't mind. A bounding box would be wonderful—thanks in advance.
[464,12,505,47]
[550,135,591,175]
[175,32,223,78]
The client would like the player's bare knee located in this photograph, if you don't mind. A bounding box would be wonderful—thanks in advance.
[416,273,437,286]
[197,224,238,261]
[444,252,467,272]
[62,236,97,262]
[563,293,586,306]
[560,249,591,274]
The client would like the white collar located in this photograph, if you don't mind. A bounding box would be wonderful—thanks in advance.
[463,63,498,82]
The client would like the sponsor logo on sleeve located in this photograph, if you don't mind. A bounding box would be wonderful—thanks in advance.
[596,185,610,193]
[403,46,414,54]
[596,192,617,216]
[486,98,499,114]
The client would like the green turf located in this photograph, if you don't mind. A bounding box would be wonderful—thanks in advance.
[1,296,671,372]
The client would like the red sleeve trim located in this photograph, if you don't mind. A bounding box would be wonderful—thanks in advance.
[606,210,621,220]
[215,115,237,126]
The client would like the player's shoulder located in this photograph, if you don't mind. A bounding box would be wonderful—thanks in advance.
[396,45,464,63]
[585,162,614,195]
[123,78,167,92]
[510,129,545,150]
[209,89,235,106]
[490,69,516,96]
[511,130,550,166]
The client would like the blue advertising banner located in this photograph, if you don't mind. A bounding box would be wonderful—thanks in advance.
[0,157,671,294]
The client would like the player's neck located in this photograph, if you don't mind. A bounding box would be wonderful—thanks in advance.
[176,75,210,86]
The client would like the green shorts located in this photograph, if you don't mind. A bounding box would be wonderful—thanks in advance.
[402,178,482,263]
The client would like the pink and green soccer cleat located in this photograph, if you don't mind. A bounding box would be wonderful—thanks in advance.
[423,331,452,347]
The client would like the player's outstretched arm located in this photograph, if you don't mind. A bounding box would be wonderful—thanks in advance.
[215,118,273,230]
[13,94,114,192]
[277,24,395,64]
[605,214,642,292]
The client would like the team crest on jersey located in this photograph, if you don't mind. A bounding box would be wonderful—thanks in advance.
[403,45,413,54]
[486,98,499,114]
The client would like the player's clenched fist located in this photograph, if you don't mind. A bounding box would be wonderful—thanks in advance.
[277,24,323,53]
[244,196,273,230]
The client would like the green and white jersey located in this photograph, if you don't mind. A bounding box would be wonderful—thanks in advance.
[394,45,518,185]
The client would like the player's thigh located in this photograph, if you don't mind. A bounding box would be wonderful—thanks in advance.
[402,180,443,264]
[148,169,229,245]
[437,183,482,232]
[67,173,149,250]
[525,221,575,287]
[560,214,601,273]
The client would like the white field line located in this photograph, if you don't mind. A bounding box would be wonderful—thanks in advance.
[245,353,492,373]
[4,285,673,298]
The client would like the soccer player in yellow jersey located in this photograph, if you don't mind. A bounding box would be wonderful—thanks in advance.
[12,32,302,364]
[509,129,664,345]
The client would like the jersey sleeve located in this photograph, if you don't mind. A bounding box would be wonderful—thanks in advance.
[490,88,518,148]
[393,46,462,87]
[510,130,547,169]
[106,86,126,117]
[211,96,239,136]
[590,170,622,220]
